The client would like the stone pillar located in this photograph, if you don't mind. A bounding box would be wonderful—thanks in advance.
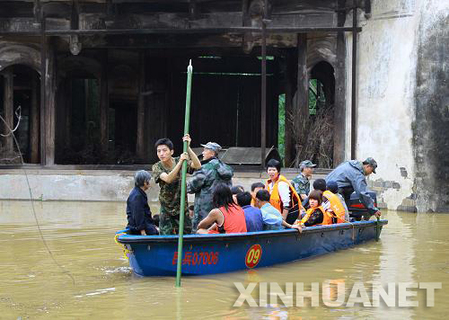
[30,74,40,163]
[3,69,14,156]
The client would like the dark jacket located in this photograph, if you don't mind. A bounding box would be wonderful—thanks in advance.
[126,186,158,235]
[187,157,233,231]
[326,160,378,214]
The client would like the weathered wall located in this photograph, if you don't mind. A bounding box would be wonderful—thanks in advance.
[347,0,449,212]
[413,0,449,212]
[350,0,419,211]
[0,169,328,203]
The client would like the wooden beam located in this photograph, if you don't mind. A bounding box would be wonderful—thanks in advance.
[136,50,146,161]
[99,49,109,156]
[292,33,308,166]
[284,49,296,166]
[30,73,40,163]
[43,37,56,165]
[333,0,346,166]
[3,69,14,156]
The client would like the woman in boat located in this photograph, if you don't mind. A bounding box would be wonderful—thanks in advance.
[297,190,333,227]
[265,159,302,223]
[196,183,247,234]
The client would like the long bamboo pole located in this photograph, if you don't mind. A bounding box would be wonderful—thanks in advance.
[175,60,193,287]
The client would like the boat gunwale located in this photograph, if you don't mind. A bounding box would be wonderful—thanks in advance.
[116,220,388,244]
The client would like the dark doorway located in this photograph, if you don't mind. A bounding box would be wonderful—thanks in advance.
[0,65,40,164]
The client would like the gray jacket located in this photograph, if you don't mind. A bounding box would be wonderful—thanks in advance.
[326,160,378,214]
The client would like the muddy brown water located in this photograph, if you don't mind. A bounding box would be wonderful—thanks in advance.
[0,200,448,319]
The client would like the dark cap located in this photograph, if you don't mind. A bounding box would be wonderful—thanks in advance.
[200,142,222,153]
[300,160,317,168]
[327,181,339,193]
[363,157,377,173]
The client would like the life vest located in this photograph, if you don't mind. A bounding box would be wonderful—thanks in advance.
[265,175,302,213]
[323,190,347,223]
[300,206,333,226]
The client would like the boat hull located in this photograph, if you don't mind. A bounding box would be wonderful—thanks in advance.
[116,220,387,277]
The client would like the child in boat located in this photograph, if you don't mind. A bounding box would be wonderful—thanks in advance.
[196,183,247,234]
[231,185,245,204]
[325,181,350,223]
[250,182,265,207]
[296,190,333,227]
[255,190,301,232]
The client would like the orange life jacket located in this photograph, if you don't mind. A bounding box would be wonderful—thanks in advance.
[265,175,302,213]
[323,190,347,223]
[300,205,333,226]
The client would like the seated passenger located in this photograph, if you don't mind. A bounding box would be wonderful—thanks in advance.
[325,181,350,223]
[126,170,159,235]
[255,190,301,232]
[297,190,333,227]
[231,185,245,204]
[250,182,265,207]
[197,184,247,234]
[236,192,264,232]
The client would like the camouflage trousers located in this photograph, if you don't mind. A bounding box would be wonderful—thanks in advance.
[159,207,192,235]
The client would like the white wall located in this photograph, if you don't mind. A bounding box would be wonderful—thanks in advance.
[345,0,421,210]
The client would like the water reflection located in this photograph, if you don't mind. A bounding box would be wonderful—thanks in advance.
[0,200,448,319]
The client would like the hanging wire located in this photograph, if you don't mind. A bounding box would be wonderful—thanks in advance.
[0,113,75,285]
[0,105,22,137]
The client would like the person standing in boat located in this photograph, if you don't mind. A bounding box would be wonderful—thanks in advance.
[325,157,381,218]
[196,184,247,234]
[265,159,302,224]
[187,142,234,233]
[126,170,159,235]
[152,135,201,235]
[291,160,317,202]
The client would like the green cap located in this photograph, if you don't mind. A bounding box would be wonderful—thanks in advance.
[300,160,317,168]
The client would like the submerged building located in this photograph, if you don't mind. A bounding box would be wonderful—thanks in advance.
[0,0,448,212]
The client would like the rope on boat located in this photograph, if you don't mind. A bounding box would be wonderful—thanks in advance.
[114,233,130,260]
[0,114,75,285]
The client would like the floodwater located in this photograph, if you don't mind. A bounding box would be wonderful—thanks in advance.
[0,201,448,319]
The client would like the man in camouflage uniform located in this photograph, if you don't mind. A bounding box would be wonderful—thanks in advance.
[187,142,234,233]
[152,135,201,235]
[291,160,317,201]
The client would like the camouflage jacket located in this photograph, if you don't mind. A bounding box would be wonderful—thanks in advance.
[152,156,194,216]
[291,172,310,198]
[187,157,233,221]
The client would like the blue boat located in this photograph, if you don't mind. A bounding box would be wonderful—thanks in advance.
[115,220,387,277]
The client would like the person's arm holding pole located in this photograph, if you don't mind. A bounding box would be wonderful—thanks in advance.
[175,60,193,288]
